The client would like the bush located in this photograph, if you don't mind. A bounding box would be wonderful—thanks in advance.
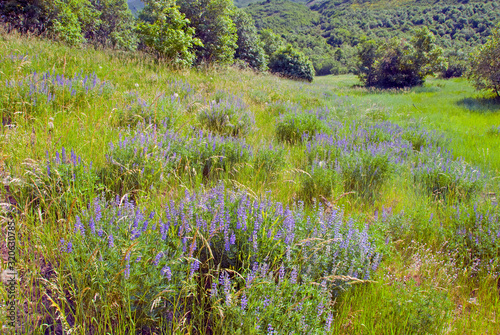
[137,0,201,66]
[60,184,382,331]
[198,96,254,137]
[298,163,339,203]
[275,112,325,144]
[469,24,500,97]
[357,27,446,88]
[268,45,315,82]
[441,62,466,79]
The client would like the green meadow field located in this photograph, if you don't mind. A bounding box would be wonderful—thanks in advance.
[1,31,499,334]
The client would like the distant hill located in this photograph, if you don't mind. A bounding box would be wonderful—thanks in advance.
[126,0,307,11]
[235,0,307,8]
[246,0,500,74]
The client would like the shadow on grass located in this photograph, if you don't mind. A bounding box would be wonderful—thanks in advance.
[457,96,500,113]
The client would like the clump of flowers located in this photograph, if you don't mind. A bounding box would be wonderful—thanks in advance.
[62,183,382,331]
[198,95,254,137]
[103,127,253,193]
[8,148,99,215]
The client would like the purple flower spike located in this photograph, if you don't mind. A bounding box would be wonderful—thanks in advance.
[108,234,114,248]
[154,252,163,266]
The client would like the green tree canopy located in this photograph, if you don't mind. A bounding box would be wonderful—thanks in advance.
[177,0,238,64]
[0,0,136,48]
[469,24,500,97]
[137,0,201,67]
[356,27,446,88]
[268,44,314,82]
[233,9,267,71]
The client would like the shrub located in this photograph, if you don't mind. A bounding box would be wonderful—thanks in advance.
[275,112,324,144]
[412,147,482,202]
[198,96,254,137]
[441,62,466,79]
[60,184,382,331]
[298,162,339,203]
[357,27,446,88]
[469,24,500,97]
[268,45,315,82]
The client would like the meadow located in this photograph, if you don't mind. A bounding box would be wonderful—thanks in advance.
[1,31,499,334]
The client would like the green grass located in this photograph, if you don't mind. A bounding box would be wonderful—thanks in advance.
[316,75,500,173]
[1,31,499,334]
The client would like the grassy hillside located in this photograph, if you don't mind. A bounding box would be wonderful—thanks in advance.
[1,31,500,334]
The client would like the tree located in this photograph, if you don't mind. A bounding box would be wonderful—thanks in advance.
[411,27,447,80]
[232,9,266,71]
[49,0,95,46]
[87,0,137,50]
[259,28,286,58]
[268,45,314,82]
[0,0,49,34]
[356,27,445,88]
[357,38,378,86]
[137,0,201,67]
[0,0,137,48]
[469,24,500,97]
[177,0,238,64]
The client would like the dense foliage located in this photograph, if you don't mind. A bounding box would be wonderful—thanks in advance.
[136,0,201,66]
[1,0,136,48]
[469,24,500,97]
[177,0,238,64]
[268,45,315,82]
[357,27,446,88]
[246,0,500,75]
[233,9,267,70]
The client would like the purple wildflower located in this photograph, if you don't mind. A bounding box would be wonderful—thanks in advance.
[290,267,298,284]
[154,252,163,266]
[108,234,114,248]
[162,265,172,281]
[241,292,248,311]
[190,260,200,277]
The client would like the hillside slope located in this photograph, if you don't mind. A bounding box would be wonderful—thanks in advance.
[3,32,500,334]
[246,0,500,74]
